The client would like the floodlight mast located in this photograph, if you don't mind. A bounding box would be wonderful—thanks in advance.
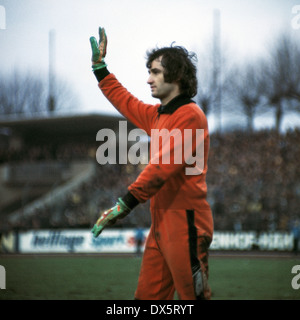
[212,9,222,133]
[48,29,56,113]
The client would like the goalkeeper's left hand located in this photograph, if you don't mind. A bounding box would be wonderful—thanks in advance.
[91,198,131,238]
[90,26,107,71]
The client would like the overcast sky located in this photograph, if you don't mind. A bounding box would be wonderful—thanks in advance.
[1,0,300,131]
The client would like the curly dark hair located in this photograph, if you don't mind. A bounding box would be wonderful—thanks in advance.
[146,44,198,98]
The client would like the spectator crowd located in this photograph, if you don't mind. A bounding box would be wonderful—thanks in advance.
[0,128,299,234]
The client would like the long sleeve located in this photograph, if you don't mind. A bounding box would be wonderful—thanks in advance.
[99,73,158,136]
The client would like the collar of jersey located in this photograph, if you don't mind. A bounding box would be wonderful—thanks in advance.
[157,94,194,115]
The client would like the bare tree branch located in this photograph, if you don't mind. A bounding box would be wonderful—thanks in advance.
[261,33,300,131]
[0,69,79,116]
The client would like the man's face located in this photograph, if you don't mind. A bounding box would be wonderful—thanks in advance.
[147,56,179,105]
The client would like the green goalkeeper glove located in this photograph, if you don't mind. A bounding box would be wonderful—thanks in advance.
[91,198,131,237]
[89,26,107,71]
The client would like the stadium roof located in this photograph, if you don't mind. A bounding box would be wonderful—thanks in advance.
[0,113,137,144]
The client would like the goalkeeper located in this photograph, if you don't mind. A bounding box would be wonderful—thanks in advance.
[90,27,213,300]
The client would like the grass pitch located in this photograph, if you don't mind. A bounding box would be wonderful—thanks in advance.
[0,254,299,300]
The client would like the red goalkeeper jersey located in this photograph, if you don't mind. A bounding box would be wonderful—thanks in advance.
[98,73,213,238]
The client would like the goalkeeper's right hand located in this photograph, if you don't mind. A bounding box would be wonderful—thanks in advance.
[89,26,107,71]
[91,198,131,238]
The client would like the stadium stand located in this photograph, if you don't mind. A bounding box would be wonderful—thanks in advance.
[0,114,148,232]
[207,129,300,232]
[0,114,299,234]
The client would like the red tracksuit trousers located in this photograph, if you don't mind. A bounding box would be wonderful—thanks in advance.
[135,209,212,300]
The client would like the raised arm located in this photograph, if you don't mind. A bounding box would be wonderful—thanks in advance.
[90,27,157,135]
